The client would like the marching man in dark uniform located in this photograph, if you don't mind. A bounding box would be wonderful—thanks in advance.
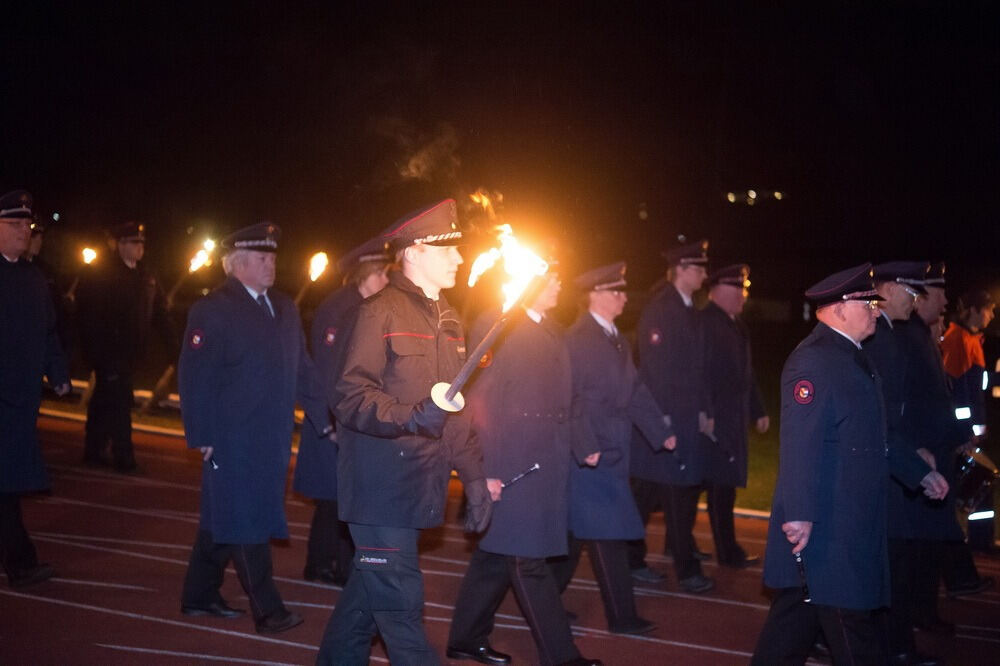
[629,238,715,593]
[701,264,768,569]
[293,234,390,586]
[317,199,493,666]
[77,220,177,472]
[448,269,603,666]
[866,261,952,664]
[0,190,70,588]
[751,263,945,664]
[550,261,674,636]
[179,222,331,634]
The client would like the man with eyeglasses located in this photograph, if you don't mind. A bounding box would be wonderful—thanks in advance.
[76,221,177,472]
[0,189,70,588]
[753,263,943,664]
[863,261,951,665]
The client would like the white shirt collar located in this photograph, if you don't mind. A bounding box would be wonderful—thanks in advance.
[589,311,617,336]
[829,325,862,349]
[2,253,20,263]
[674,284,693,307]
[880,310,893,329]
[243,284,267,301]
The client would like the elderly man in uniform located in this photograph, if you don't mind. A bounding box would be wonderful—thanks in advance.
[549,261,674,636]
[447,266,604,666]
[751,263,948,664]
[317,199,493,666]
[0,190,70,588]
[77,220,177,472]
[179,222,331,634]
[629,239,715,593]
[294,234,390,586]
[701,264,768,569]
[864,261,952,665]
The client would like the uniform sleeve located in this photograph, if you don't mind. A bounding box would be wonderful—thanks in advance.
[628,380,673,449]
[42,279,70,387]
[296,323,333,437]
[334,303,416,438]
[178,301,221,450]
[776,348,829,523]
[75,269,110,370]
[447,422,485,483]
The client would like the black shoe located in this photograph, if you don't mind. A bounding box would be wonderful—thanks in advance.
[809,639,831,663]
[446,644,512,665]
[692,548,712,561]
[889,653,942,666]
[255,609,303,634]
[946,576,994,598]
[678,574,714,593]
[181,601,246,618]
[556,658,603,666]
[722,554,761,569]
[630,566,665,583]
[9,563,55,588]
[610,617,656,635]
[303,566,339,585]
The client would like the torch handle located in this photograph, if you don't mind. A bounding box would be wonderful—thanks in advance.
[443,312,511,402]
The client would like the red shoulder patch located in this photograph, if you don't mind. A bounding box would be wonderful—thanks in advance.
[793,379,814,405]
[479,349,493,368]
[189,329,205,349]
[323,327,337,346]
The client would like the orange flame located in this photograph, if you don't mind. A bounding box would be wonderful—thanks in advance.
[308,252,330,282]
[468,224,548,312]
[470,189,502,220]
[81,247,97,264]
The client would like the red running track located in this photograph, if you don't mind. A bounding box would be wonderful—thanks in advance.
[2,416,999,665]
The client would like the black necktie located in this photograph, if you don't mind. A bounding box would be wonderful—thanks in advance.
[256,293,274,318]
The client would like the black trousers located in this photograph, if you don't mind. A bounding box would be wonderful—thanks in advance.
[943,538,983,590]
[550,534,641,630]
[751,587,887,665]
[705,483,747,566]
[627,477,664,570]
[0,493,39,578]
[84,371,135,469]
[449,547,580,666]
[305,499,354,580]
[317,524,436,666]
[181,529,285,623]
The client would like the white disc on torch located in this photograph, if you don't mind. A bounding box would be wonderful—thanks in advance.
[431,382,465,412]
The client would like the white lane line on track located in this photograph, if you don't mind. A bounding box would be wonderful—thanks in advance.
[51,577,158,592]
[35,531,193,550]
[958,624,1000,633]
[567,624,753,657]
[0,588,316,651]
[956,633,1000,644]
[95,643,302,665]
[630,585,770,610]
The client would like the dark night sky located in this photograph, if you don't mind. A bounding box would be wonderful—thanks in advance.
[3,2,999,301]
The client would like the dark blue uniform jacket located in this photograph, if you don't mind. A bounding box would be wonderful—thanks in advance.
[293,286,363,500]
[632,284,710,486]
[334,272,484,529]
[1,257,69,493]
[179,277,329,544]
[763,322,890,610]
[702,302,767,488]
[565,312,670,540]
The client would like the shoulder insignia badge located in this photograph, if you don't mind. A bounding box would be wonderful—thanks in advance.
[190,329,205,349]
[793,379,814,405]
[324,327,337,346]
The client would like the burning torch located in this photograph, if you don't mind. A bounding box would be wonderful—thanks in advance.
[294,252,330,306]
[166,238,216,310]
[430,224,549,413]
[139,239,216,415]
[65,247,98,302]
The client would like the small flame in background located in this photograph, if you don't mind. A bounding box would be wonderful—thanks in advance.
[468,224,549,313]
[470,189,501,220]
[308,252,330,282]
[81,247,97,264]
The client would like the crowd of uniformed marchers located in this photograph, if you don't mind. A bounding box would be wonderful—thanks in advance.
[2,188,996,665]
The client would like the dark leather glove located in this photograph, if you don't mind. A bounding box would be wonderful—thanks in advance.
[406,397,448,439]
[463,478,494,533]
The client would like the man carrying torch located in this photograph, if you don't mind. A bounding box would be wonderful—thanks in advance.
[317,199,495,666]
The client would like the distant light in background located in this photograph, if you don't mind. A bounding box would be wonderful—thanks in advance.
[52,212,60,221]
[726,192,736,203]
[774,191,783,200]
[726,189,785,206]
[748,189,757,199]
